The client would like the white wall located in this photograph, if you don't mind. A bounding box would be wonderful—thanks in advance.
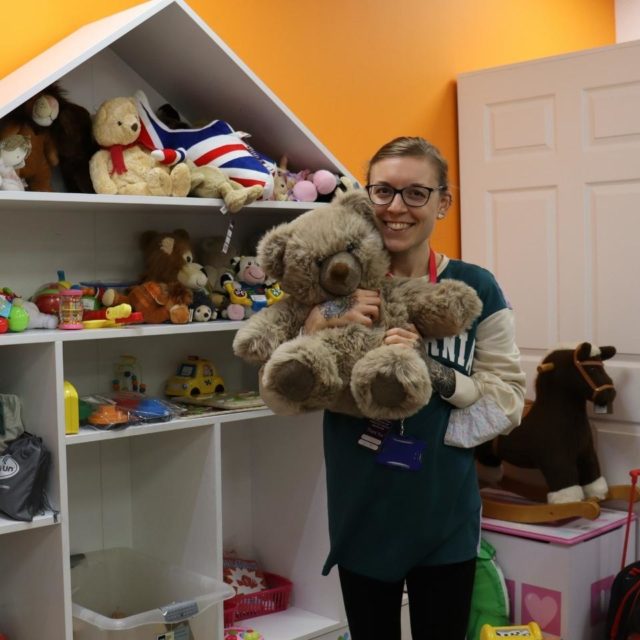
[617,0,640,42]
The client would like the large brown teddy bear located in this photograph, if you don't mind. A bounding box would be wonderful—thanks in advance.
[89,97,190,197]
[103,229,207,324]
[232,190,483,420]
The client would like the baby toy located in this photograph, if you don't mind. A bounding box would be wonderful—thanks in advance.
[112,355,144,394]
[224,629,263,640]
[476,342,615,505]
[7,303,29,332]
[165,356,225,398]
[480,622,543,639]
[0,134,31,191]
[31,271,76,314]
[134,90,275,203]
[220,256,283,320]
[14,299,58,329]
[233,189,482,419]
[89,96,191,197]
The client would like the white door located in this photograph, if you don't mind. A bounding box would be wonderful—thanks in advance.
[458,40,640,640]
[457,40,640,488]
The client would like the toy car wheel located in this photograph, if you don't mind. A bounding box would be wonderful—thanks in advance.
[191,388,200,396]
[215,384,225,393]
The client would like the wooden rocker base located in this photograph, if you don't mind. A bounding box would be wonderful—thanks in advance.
[480,478,640,524]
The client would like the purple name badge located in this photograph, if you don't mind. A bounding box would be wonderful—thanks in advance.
[376,434,426,471]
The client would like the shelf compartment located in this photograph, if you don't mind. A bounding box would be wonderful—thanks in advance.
[236,607,343,640]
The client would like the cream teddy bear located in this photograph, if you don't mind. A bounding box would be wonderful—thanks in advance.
[89,97,190,197]
[233,189,483,420]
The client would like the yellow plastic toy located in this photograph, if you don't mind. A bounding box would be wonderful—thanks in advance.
[480,622,543,639]
[64,380,79,434]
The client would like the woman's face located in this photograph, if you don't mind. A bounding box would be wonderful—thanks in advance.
[368,156,449,257]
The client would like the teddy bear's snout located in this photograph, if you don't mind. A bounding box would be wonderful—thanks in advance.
[320,252,362,296]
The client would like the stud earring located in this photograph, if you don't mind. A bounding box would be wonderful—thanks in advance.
[437,212,445,219]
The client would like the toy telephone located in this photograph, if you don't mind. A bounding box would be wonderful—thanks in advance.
[480,622,543,639]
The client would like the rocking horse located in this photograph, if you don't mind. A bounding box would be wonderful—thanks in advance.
[477,342,637,523]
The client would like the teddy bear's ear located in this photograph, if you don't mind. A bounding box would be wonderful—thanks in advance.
[256,224,291,281]
[140,230,160,252]
[160,237,176,255]
[172,229,190,243]
[333,188,374,220]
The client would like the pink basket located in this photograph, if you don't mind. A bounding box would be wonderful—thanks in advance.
[229,572,292,621]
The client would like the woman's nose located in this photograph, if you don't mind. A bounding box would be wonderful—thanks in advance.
[386,192,407,213]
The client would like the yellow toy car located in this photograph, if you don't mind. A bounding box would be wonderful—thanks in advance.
[165,356,225,398]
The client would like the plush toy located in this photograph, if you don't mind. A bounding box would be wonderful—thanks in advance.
[272,156,351,203]
[476,342,616,504]
[102,229,207,324]
[190,289,216,322]
[151,102,264,212]
[40,82,98,193]
[89,97,191,197]
[199,235,240,312]
[134,90,274,207]
[0,134,31,191]
[232,189,482,419]
[0,101,58,191]
[220,255,284,320]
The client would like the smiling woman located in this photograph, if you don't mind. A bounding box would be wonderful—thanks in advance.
[299,136,526,640]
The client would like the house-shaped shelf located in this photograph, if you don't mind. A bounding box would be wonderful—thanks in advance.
[0,0,350,199]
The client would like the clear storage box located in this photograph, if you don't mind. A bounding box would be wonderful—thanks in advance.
[71,547,234,639]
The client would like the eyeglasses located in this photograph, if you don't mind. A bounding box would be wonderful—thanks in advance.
[365,184,443,207]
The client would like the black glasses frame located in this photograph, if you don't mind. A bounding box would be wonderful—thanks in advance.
[365,184,444,207]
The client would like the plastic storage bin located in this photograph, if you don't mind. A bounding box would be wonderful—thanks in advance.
[71,547,234,639]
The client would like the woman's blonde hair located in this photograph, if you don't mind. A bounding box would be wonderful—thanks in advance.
[367,136,449,189]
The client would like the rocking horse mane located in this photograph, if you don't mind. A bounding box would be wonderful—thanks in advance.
[476,341,617,503]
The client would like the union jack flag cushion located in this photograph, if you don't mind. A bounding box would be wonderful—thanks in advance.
[135,90,275,198]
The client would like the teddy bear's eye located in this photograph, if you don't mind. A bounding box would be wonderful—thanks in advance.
[315,257,324,267]
[117,120,123,126]
[346,242,357,253]
[184,252,193,263]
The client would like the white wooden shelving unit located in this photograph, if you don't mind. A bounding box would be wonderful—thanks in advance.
[0,2,350,638]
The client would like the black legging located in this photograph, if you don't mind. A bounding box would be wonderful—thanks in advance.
[338,558,476,640]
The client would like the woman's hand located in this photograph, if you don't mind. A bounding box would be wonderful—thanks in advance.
[303,289,381,334]
[384,323,420,348]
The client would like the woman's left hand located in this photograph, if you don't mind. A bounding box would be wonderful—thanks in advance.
[384,323,420,348]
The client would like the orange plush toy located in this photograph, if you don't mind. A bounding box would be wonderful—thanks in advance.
[103,229,208,324]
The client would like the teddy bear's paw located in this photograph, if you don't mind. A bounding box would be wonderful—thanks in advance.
[351,345,432,420]
[413,280,483,338]
[263,339,343,410]
[232,327,275,364]
[146,168,172,196]
[170,163,191,197]
[169,304,190,324]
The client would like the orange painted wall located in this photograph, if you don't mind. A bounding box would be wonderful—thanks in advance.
[1,0,615,256]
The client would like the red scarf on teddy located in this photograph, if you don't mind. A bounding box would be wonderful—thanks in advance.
[106,143,138,175]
